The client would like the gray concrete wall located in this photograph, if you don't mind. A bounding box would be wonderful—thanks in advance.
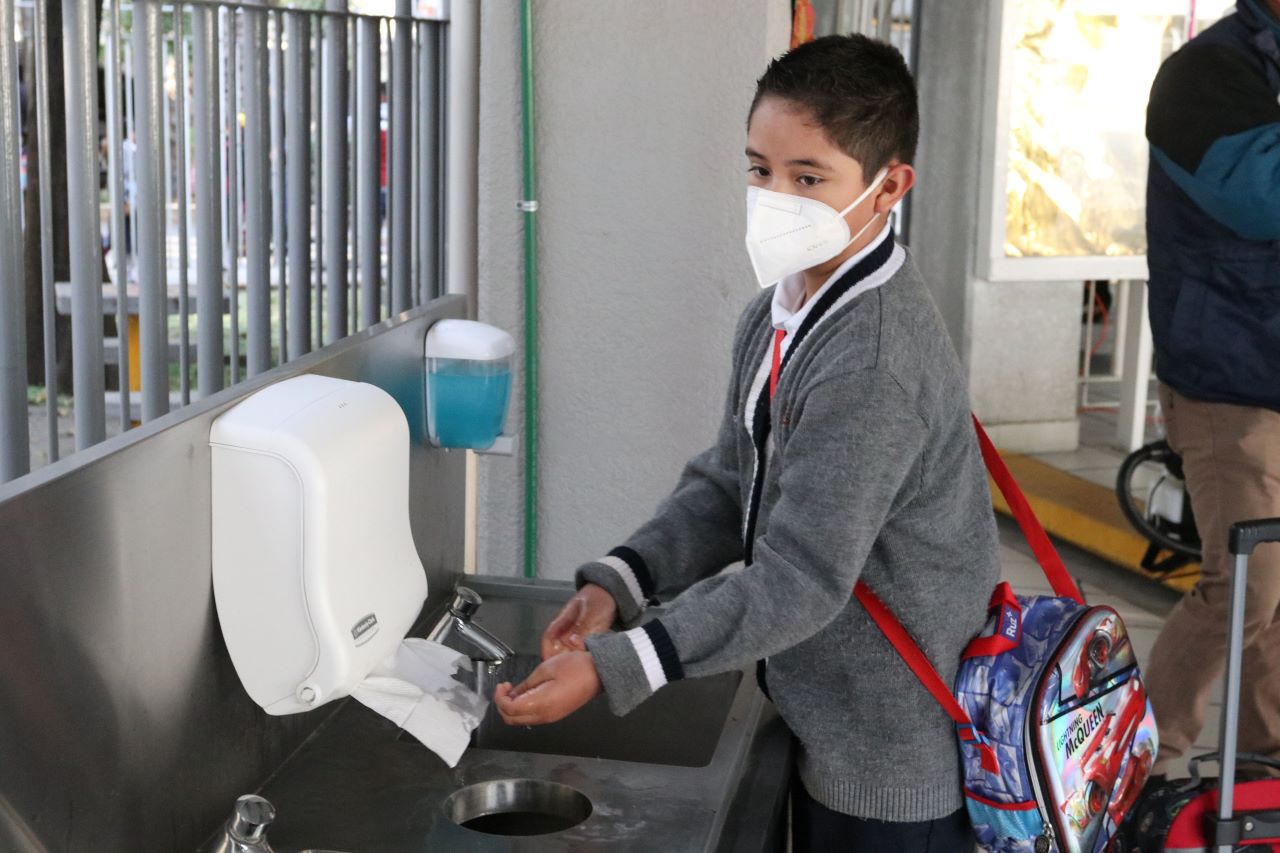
[968,280,1082,451]
[910,0,995,361]
[911,0,1082,453]
[475,1,791,578]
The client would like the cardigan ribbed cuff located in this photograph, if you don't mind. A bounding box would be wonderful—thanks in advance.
[585,630,655,717]
[574,546,655,624]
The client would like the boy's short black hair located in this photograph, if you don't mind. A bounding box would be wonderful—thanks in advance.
[750,34,919,176]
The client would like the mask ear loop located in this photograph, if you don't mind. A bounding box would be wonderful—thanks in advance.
[835,166,891,250]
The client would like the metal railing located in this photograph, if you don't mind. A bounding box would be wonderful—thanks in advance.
[1077,279,1158,451]
[0,0,449,482]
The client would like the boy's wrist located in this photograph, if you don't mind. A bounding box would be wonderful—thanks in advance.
[584,630,660,717]
[576,556,649,624]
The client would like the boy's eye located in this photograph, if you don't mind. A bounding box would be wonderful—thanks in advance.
[747,165,769,178]
[797,174,822,187]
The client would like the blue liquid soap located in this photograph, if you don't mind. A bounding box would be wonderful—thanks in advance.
[428,364,512,450]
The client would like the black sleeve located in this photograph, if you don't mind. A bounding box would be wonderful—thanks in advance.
[1146,41,1280,174]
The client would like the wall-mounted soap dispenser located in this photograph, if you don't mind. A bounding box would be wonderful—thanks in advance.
[424,320,517,454]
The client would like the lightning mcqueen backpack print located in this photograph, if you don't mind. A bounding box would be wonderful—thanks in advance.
[854,418,1157,853]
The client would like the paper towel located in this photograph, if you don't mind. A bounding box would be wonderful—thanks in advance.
[351,638,489,767]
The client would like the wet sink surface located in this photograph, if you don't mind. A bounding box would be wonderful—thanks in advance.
[248,577,787,853]
[427,654,742,767]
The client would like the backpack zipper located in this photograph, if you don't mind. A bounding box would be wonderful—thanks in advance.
[1022,605,1104,853]
[1025,604,1133,853]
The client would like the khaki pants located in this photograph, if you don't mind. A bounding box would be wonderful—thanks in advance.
[1145,385,1280,776]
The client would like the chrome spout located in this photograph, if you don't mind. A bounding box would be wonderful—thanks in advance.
[426,587,514,698]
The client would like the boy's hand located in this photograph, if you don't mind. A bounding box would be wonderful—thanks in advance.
[540,583,618,659]
[493,651,601,726]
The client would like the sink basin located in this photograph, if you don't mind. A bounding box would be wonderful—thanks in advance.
[250,577,790,853]
[467,655,742,767]
[443,778,593,836]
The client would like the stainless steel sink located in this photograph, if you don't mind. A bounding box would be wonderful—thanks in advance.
[405,653,742,767]
[250,576,790,853]
[443,778,593,836]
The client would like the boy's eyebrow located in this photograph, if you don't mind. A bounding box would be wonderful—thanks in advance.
[785,157,831,170]
[744,147,832,170]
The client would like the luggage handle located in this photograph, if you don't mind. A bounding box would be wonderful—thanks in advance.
[1229,517,1280,556]
[1211,807,1280,849]
[1217,519,1280,844]
[1187,751,1280,785]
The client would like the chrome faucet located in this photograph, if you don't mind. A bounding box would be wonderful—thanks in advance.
[427,587,514,698]
[210,795,276,853]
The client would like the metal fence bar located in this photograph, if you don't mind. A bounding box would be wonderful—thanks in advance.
[322,1,349,344]
[409,22,420,309]
[311,18,323,347]
[162,35,174,249]
[125,36,141,292]
[347,17,359,334]
[418,22,441,304]
[2,0,451,473]
[65,0,108,441]
[225,8,240,384]
[218,7,229,297]
[175,4,193,405]
[15,9,27,235]
[379,23,390,316]
[0,0,28,481]
[107,0,131,428]
[34,0,58,462]
[270,11,286,363]
[126,0,427,23]
[241,6,271,377]
[446,0,477,309]
[389,7,411,314]
[356,15,381,328]
[285,11,312,358]
[133,0,171,422]
[192,4,224,399]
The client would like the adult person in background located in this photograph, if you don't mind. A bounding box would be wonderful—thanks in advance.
[1142,0,1280,779]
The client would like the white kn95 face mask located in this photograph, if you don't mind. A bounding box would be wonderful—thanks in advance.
[744,167,889,289]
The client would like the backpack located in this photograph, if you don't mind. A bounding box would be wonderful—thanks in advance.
[855,418,1158,853]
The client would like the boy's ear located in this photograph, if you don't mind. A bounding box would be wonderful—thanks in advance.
[876,163,916,214]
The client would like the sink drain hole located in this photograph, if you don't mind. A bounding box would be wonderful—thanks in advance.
[444,779,592,837]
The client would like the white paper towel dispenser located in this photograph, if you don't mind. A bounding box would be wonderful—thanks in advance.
[210,375,427,715]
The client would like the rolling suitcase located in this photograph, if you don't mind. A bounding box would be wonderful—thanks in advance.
[1120,518,1280,852]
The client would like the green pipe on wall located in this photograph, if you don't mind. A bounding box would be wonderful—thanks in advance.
[519,0,539,579]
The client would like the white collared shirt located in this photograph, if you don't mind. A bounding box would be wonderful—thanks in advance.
[769,219,893,360]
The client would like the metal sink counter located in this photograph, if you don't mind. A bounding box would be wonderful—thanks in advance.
[252,576,792,853]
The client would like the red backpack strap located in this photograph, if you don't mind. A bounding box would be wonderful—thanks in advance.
[849,416,1079,774]
[854,581,1000,774]
[963,582,1022,659]
[972,414,1084,605]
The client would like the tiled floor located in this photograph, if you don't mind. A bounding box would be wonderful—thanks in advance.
[1029,404,1164,494]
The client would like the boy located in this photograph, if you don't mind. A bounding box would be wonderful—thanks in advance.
[495,34,999,852]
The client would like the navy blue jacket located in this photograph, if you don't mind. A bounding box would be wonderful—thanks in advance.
[1145,0,1280,411]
